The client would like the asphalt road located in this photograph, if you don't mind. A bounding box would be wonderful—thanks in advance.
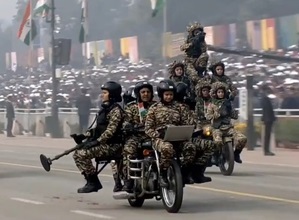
[0,137,298,220]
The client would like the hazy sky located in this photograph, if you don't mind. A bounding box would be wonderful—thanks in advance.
[0,0,17,22]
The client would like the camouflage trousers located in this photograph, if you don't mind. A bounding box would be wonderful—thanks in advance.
[153,138,196,170]
[212,128,247,150]
[122,136,145,179]
[192,137,217,165]
[73,143,122,176]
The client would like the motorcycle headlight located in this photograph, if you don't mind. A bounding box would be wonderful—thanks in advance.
[203,125,212,136]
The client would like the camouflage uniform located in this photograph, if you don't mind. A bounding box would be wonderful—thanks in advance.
[193,81,216,165]
[145,101,196,170]
[206,82,247,151]
[180,22,209,90]
[208,61,238,99]
[73,105,124,176]
[122,101,155,178]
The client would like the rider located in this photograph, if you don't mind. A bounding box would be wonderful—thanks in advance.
[73,81,125,193]
[145,80,196,187]
[122,81,155,193]
[209,61,238,100]
[175,82,214,183]
[206,82,247,163]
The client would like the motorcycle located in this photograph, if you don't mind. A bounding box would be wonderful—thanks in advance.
[201,124,235,176]
[39,125,192,213]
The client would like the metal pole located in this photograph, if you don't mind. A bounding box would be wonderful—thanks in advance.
[50,0,60,138]
[27,0,33,132]
[83,0,88,87]
[162,0,167,76]
[246,74,255,150]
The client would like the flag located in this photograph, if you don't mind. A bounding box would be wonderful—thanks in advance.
[18,0,37,46]
[79,0,88,44]
[34,0,50,17]
[151,0,164,17]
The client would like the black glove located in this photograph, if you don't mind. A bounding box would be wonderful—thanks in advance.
[70,134,86,144]
[192,130,202,138]
[83,140,99,149]
[158,129,166,139]
[124,123,134,132]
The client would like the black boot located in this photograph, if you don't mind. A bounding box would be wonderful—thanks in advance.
[113,174,123,192]
[182,166,194,185]
[160,170,169,188]
[77,174,103,193]
[234,149,243,164]
[122,179,134,193]
[194,165,212,184]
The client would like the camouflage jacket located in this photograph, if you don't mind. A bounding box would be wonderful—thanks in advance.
[195,97,212,129]
[124,101,155,127]
[145,101,190,139]
[205,99,238,130]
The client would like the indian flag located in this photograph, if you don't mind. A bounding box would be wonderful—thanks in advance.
[34,0,50,17]
[151,0,164,17]
[79,0,88,44]
[18,1,37,46]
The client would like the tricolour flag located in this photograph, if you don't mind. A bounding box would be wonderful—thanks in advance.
[18,0,37,46]
[151,0,164,17]
[79,0,88,44]
[34,0,50,17]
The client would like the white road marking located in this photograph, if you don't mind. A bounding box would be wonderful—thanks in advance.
[71,210,114,219]
[245,161,299,168]
[11,197,44,205]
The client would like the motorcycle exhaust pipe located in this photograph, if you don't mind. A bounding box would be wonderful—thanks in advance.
[112,191,134,200]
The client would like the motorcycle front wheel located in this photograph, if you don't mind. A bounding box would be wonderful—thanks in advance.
[219,142,235,176]
[161,160,184,213]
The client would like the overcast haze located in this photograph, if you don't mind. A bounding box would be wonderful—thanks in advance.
[0,0,16,22]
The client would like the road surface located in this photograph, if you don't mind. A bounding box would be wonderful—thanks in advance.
[0,137,298,220]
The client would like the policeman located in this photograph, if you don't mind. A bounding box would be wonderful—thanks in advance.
[145,80,196,187]
[175,82,214,183]
[122,81,155,192]
[73,81,125,193]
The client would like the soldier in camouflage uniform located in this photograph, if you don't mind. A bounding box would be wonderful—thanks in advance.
[175,82,215,183]
[180,22,209,90]
[121,81,155,192]
[73,81,125,193]
[209,61,238,100]
[145,80,196,186]
[206,82,247,163]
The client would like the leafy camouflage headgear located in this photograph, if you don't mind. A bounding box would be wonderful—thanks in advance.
[211,82,228,94]
[209,61,225,75]
[186,21,204,34]
[195,81,211,97]
[168,60,185,76]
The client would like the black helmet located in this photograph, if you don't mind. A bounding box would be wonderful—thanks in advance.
[123,86,136,105]
[157,79,176,98]
[175,82,188,102]
[134,81,154,102]
[101,81,122,102]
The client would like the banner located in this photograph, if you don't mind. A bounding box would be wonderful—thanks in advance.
[37,48,44,63]
[171,32,185,57]
[246,21,254,48]
[266,19,276,50]
[213,25,229,47]
[5,53,11,70]
[252,21,262,50]
[120,37,130,57]
[104,39,113,55]
[11,52,17,71]
[128,36,139,63]
[162,32,172,58]
[229,23,237,48]
[205,26,214,45]
[277,15,297,48]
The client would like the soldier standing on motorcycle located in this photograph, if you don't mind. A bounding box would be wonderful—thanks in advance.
[121,81,156,193]
[145,80,196,187]
[72,81,125,193]
[175,82,215,183]
[180,22,209,90]
[206,82,247,163]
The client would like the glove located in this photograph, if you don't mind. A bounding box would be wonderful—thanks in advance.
[70,134,86,144]
[224,100,232,112]
[83,140,99,149]
[157,129,166,139]
[192,130,202,138]
[123,123,134,133]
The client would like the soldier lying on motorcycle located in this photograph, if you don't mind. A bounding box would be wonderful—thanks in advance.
[72,81,125,194]
[121,81,156,193]
[175,82,215,183]
[145,80,197,187]
[206,82,247,163]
